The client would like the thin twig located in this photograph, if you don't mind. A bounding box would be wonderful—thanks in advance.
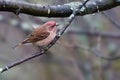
[0,0,91,73]
[0,51,41,73]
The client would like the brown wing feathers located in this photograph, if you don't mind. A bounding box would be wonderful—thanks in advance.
[22,30,50,44]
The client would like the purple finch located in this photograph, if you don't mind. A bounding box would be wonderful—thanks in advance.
[13,21,59,49]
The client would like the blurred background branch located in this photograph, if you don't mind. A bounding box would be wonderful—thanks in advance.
[67,30,120,39]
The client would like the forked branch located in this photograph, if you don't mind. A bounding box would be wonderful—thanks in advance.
[0,0,91,73]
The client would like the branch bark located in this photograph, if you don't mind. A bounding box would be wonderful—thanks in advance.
[0,0,119,17]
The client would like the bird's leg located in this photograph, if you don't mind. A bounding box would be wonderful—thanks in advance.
[37,46,45,51]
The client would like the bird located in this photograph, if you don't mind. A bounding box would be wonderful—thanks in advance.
[13,21,59,49]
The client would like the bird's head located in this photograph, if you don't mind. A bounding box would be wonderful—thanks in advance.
[45,21,59,32]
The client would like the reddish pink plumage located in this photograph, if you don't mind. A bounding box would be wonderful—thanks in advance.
[13,21,58,49]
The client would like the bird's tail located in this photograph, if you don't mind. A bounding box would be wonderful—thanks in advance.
[12,43,24,50]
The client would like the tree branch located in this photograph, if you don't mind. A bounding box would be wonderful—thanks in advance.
[0,0,119,17]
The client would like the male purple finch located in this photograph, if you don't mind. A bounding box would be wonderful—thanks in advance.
[13,21,59,49]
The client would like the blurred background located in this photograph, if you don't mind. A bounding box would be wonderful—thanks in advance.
[0,0,120,80]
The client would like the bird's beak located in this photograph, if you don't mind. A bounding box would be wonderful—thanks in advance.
[56,23,59,26]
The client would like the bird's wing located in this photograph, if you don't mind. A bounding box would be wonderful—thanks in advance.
[23,31,50,43]
[35,31,50,41]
